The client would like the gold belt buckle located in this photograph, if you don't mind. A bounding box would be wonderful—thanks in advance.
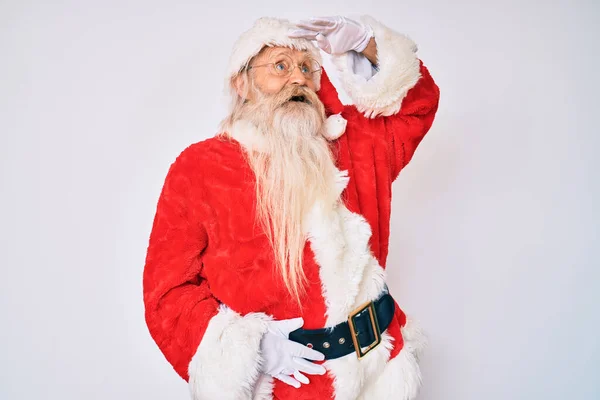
[348,300,382,359]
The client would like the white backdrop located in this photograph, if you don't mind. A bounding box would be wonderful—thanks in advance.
[1,1,598,399]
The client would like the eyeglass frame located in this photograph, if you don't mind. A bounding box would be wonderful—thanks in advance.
[246,53,322,79]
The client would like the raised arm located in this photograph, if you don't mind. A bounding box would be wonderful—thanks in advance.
[330,16,440,181]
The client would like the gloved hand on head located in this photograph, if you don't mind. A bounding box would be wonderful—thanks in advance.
[288,16,373,55]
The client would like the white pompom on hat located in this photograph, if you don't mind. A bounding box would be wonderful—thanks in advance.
[226,17,323,90]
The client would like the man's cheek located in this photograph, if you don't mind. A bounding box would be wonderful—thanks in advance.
[261,80,284,96]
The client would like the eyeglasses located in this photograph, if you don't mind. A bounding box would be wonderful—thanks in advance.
[247,54,322,79]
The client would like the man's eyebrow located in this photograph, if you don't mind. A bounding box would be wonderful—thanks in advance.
[267,48,310,59]
[267,48,291,58]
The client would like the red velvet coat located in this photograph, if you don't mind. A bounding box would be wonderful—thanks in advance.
[144,16,439,400]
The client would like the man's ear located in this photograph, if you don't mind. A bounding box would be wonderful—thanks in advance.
[233,74,251,101]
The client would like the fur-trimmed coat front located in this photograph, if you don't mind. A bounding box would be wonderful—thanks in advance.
[143,16,440,400]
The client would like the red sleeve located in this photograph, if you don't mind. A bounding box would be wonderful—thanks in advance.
[143,151,219,381]
[383,61,440,181]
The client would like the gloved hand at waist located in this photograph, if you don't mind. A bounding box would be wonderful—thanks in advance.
[259,317,326,388]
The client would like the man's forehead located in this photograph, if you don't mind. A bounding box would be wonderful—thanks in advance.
[258,46,311,59]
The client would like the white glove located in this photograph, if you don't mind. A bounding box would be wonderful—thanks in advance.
[260,317,326,388]
[288,16,373,55]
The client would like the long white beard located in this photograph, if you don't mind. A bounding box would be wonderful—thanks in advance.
[236,85,340,303]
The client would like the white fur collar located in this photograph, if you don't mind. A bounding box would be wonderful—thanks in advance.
[227,119,269,153]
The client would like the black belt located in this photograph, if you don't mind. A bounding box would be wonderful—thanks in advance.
[289,291,395,360]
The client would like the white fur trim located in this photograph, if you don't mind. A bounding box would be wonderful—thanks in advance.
[331,16,421,118]
[227,119,268,153]
[227,17,323,90]
[358,319,428,400]
[322,114,347,141]
[304,168,424,399]
[188,304,272,400]
[401,317,428,363]
[252,374,275,400]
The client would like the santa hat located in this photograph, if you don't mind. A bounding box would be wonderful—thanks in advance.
[226,17,346,141]
[226,17,323,90]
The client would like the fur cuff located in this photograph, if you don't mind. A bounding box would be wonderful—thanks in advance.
[331,15,421,118]
[188,305,272,400]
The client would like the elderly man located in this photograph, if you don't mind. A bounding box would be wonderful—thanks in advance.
[143,15,440,400]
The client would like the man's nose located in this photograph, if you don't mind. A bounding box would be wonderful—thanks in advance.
[289,66,307,86]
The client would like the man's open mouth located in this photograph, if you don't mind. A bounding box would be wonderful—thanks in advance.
[288,95,311,104]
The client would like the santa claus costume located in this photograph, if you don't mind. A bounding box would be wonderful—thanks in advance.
[143,15,440,400]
